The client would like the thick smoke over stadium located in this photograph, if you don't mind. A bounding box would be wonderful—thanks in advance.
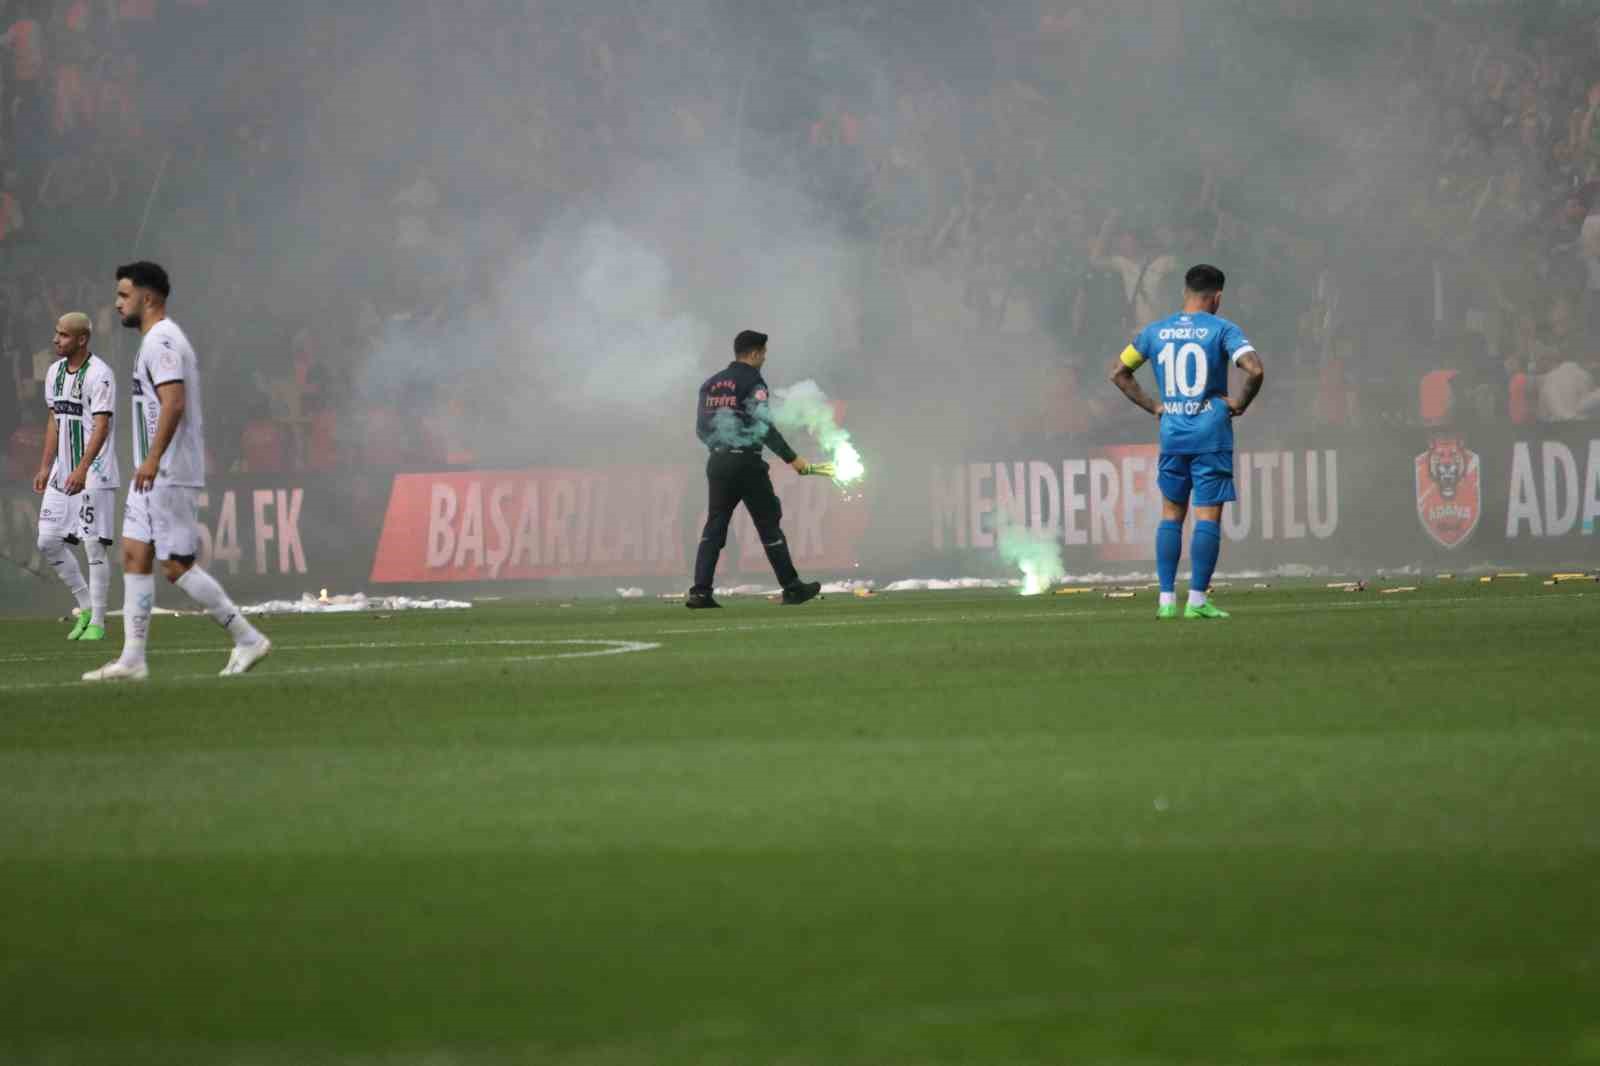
[3,0,1597,595]
[356,155,870,459]
[3,7,1599,1060]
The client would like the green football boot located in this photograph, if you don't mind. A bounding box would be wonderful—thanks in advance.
[79,623,107,642]
[1157,603,1179,620]
[66,610,91,641]
[1184,602,1231,620]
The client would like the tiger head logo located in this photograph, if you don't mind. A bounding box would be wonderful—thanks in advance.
[1426,438,1468,499]
[1414,437,1481,549]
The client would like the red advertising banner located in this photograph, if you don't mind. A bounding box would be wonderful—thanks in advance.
[370,463,870,584]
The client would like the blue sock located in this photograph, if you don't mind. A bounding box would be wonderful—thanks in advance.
[1156,520,1183,593]
[1191,520,1222,597]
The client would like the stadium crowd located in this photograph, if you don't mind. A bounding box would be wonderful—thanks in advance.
[4,0,1600,482]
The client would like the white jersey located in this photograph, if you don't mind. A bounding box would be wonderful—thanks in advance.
[132,318,205,488]
[44,353,119,491]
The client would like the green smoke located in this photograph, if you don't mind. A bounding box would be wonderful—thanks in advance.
[996,521,1066,596]
[769,380,865,484]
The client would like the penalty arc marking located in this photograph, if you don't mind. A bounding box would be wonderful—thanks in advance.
[261,639,663,682]
[0,639,662,692]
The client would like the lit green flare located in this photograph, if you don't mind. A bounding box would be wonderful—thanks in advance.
[769,380,865,486]
[996,522,1066,596]
[830,441,865,484]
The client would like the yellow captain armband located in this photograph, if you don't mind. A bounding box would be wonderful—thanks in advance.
[1120,345,1146,371]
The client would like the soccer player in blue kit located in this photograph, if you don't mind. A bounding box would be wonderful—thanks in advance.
[1109,264,1265,619]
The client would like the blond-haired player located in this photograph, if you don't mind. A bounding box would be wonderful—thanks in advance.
[33,312,117,640]
[84,261,271,682]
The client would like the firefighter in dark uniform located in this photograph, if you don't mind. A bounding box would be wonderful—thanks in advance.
[687,330,824,609]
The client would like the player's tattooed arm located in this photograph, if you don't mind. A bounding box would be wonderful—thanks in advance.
[1227,351,1265,417]
[1109,360,1161,419]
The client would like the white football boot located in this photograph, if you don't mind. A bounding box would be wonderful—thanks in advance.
[82,660,150,682]
[220,638,272,677]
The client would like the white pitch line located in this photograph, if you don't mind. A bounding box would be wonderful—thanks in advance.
[0,639,660,692]
[244,639,661,683]
[0,637,630,666]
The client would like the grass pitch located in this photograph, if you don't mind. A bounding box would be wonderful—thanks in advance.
[1,582,1597,1065]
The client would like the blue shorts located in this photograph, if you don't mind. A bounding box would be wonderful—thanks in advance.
[1158,451,1237,507]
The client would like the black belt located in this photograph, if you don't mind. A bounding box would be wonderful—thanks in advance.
[709,446,761,455]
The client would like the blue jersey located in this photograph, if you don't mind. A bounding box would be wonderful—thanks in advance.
[1121,311,1255,456]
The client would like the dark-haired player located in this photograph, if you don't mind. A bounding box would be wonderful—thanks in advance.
[84,261,271,681]
[1109,264,1265,619]
[687,329,824,609]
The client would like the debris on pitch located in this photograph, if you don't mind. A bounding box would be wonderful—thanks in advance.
[241,592,471,615]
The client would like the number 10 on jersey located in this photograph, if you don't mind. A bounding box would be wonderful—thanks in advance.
[1156,342,1208,399]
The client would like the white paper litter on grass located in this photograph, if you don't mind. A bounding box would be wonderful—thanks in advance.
[713,584,781,597]
[882,578,1019,592]
[240,592,471,615]
[820,579,876,594]
[616,587,646,599]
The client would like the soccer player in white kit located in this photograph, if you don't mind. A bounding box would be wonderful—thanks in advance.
[33,312,117,641]
[84,261,272,682]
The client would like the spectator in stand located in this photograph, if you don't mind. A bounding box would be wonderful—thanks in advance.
[1538,351,1600,421]
[0,341,16,458]
[1452,330,1505,421]
[238,397,287,474]
[1546,291,1578,354]
[94,54,141,143]
[6,399,42,483]
[302,371,347,473]
[63,0,90,34]
[1088,208,1179,335]
[808,92,868,223]
[0,169,24,245]
[50,11,94,138]
[1538,346,1600,421]
[358,386,409,469]
[2,1,46,160]
[810,91,862,150]
[1578,184,1600,333]
[111,0,158,60]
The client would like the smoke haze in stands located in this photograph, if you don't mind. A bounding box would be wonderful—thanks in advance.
[357,154,869,461]
[2,0,1592,585]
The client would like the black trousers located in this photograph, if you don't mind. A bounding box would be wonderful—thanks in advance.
[692,451,800,593]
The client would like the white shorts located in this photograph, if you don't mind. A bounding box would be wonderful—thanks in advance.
[123,484,201,560]
[39,486,117,545]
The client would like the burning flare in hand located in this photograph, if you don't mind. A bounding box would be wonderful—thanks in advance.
[771,380,865,486]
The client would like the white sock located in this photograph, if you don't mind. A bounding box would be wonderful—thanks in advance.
[85,541,110,627]
[176,567,262,647]
[39,538,91,613]
[1188,589,1209,608]
[120,572,155,666]
[1159,591,1176,608]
